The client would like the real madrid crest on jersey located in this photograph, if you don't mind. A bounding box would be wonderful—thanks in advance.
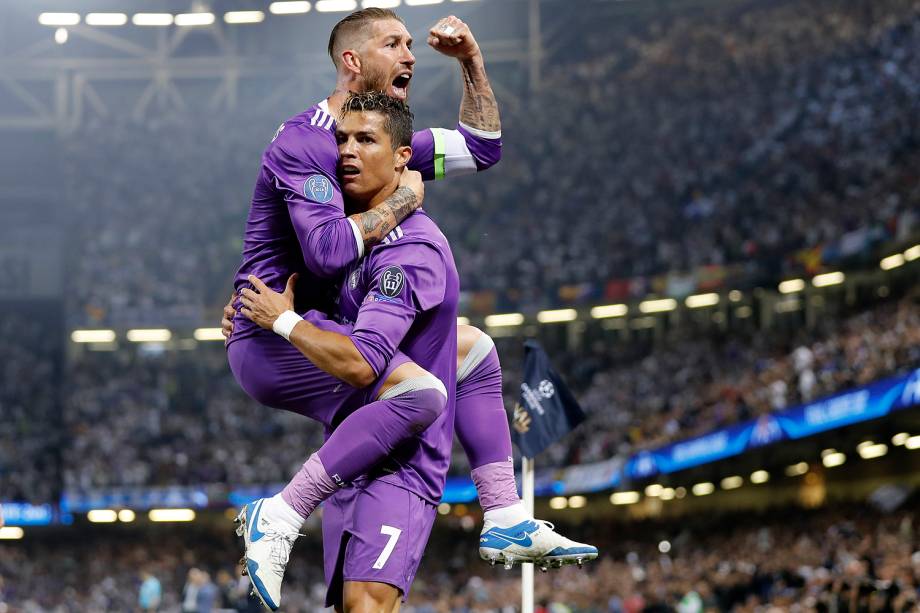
[304,174,334,204]
[379,266,405,298]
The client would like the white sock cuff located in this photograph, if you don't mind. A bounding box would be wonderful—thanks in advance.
[378,373,447,400]
[267,493,306,530]
[457,333,495,384]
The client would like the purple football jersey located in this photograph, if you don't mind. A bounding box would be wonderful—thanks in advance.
[229,99,500,345]
[334,211,460,504]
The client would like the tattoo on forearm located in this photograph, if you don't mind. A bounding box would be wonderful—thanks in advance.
[350,186,417,248]
[459,59,501,132]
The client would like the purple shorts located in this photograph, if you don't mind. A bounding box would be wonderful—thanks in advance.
[227,310,410,428]
[322,479,437,608]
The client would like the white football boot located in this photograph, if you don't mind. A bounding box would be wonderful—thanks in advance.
[479,518,598,571]
[235,498,301,611]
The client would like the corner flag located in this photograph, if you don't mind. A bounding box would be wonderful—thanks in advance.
[511,340,586,459]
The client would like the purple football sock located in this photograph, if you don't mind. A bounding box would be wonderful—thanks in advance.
[471,460,520,512]
[281,453,337,519]
[456,340,521,510]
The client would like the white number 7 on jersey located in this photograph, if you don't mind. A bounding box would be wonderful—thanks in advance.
[372,525,402,570]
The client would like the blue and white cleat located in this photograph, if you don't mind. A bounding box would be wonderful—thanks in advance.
[235,499,301,611]
[479,519,598,571]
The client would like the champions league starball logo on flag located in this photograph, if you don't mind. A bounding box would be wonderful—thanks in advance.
[304,174,334,203]
[538,380,555,399]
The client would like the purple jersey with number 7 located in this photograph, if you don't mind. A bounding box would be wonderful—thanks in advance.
[228,99,500,346]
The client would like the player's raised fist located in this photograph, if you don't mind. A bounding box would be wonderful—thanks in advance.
[427,16,480,62]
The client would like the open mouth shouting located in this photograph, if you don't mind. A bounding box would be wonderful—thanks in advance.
[390,71,412,100]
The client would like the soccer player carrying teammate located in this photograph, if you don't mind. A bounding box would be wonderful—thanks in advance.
[225,9,596,609]
[242,92,594,612]
[243,93,459,611]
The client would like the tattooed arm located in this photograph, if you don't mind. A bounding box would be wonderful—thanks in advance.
[428,15,501,134]
[347,174,423,252]
[458,56,501,134]
[412,16,501,182]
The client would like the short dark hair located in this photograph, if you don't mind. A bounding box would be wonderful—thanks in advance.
[341,91,413,150]
[328,8,404,69]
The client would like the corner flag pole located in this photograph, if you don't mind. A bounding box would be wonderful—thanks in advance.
[521,456,535,613]
[514,340,585,613]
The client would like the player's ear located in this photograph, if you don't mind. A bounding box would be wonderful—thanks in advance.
[341,49,361,75]
[394,145,412,170]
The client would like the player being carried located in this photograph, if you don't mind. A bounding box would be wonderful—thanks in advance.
[224,9,596,610]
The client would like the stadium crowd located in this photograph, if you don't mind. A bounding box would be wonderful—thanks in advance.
[60,0,919,325]
[63,346,326,491]
[2,502,917,611]
[534,290,920,468]
[0,308,60,504]
[53,284,917,492]
[2,0,920,610]
[48,0,920,491]
[439,0,920,304]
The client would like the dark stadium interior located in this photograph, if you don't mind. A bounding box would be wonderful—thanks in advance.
[0,0,918,610]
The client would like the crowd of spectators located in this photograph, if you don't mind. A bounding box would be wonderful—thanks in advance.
[63,345,326,491]
[53,282,918,492]
[2,502,917,611]
[0,307,61,504]
[526,289,920,468]
[437,0,920,305]
[59,0,919,325]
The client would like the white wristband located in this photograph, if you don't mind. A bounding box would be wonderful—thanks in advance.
[272,310,301,341]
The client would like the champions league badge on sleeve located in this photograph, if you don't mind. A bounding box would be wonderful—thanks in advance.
[379,266,405,298]
[370,266,406,304]
[304,174,334,203]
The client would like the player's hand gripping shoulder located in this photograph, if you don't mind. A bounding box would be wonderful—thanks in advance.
[351,170,424,248]
[239,274,298,332]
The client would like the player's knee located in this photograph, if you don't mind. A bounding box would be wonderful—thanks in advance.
[379,370,447,430]
[456,328,497,385]
[409,381,448,430]
[456,324,485,368]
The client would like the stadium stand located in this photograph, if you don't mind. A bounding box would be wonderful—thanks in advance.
[59,0,919,323]
[0,0,918,611]
[2,502,917,611]
[0,306,61,505]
